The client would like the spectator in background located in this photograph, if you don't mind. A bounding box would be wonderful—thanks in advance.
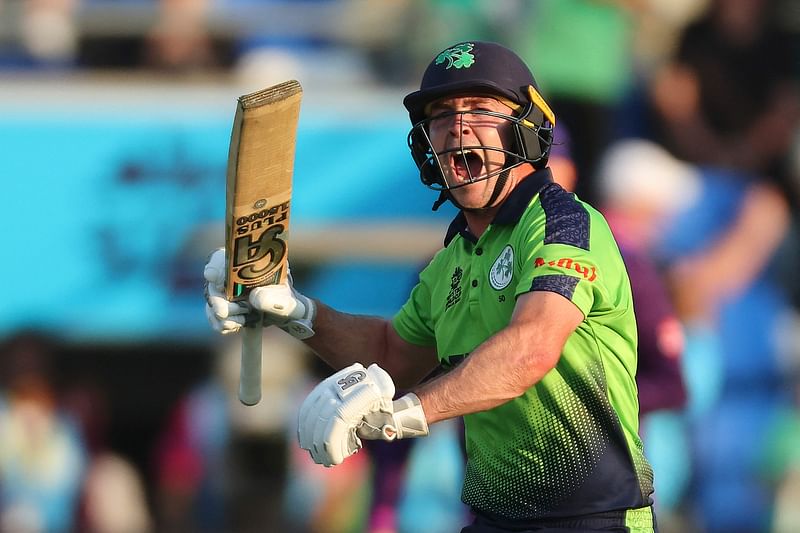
[143,0,219,71]
[761,371,800,532]
[153,378,229,533]
[597,138,792,532]
[0,333,87,533]
[155,327,309,532]
[363,373,468,533]
[622,5,800,523]
[549,130,687,419]
[61,379,153,533]
[645,0,800,318]
[647,0,800,202]
[512,0,640,205]
[19,0,79,68]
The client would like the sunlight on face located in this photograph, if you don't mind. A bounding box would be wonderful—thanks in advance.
[426,96,516,209]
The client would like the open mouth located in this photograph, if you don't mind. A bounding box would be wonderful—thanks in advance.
[451,150,484,181]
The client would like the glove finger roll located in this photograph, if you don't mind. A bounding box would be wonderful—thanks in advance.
[310,396,342,462]
[299,384,334,450]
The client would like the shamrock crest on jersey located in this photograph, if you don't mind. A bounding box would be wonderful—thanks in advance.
[435,43,475,70]
[489,245,514,290]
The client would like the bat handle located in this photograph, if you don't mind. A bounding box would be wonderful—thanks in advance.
[239,325,263,405]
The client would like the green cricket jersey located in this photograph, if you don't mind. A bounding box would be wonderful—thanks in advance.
[392,169,654,526]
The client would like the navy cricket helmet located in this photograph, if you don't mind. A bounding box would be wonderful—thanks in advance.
[404,41,556,195]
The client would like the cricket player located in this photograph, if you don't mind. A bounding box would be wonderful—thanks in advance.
[205,41,656,532]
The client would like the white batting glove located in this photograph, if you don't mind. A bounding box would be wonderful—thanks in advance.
[203,248,249,335]
[298,363,393,466]
[249,281,316,340]
[203,248,317,339]
[297,363,429,467]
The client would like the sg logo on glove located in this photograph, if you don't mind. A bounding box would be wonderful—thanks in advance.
[338,370,366,391]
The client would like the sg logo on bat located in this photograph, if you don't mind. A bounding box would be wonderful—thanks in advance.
[230,200,291,293]
[232,224,286,280]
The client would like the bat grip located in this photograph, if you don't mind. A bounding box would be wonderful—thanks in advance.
[239,325,263,405]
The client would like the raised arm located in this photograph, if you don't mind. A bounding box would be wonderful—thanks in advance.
[203,251,438,386]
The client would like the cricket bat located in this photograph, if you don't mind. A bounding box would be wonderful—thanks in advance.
[224,80,303,406]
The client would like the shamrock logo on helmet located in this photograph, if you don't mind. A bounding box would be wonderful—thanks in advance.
[435,43,476,70]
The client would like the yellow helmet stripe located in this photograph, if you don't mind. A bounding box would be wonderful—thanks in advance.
[527,85,556,126]
[497,86,555,128]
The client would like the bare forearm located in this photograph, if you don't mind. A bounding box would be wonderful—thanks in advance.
[413,325,557,424]
[300,300,439,387]
[411,291,581,425]
[303,300,390,370]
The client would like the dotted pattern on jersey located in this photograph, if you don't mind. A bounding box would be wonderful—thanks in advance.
[461,358,628,519]
[630,432,654,501]
[540,183,590,250]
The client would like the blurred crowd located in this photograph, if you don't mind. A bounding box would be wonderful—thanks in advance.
[1,0,800,532]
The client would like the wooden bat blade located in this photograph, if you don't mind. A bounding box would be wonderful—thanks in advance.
[224,80,303,405]
[225,80,302,297]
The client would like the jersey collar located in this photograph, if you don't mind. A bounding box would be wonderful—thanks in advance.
[443,167,554,246]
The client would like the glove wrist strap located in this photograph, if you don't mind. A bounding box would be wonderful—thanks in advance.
[279,293,317,340]
[387,393,429,440]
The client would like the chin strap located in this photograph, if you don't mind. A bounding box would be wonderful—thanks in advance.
[431,190,450,211]
[483,167,510,209]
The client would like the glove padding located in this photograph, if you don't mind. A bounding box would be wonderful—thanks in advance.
[203,248,316,339]
[297,363,429,467]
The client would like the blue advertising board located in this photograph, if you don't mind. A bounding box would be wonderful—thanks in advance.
[0,106,453,341]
